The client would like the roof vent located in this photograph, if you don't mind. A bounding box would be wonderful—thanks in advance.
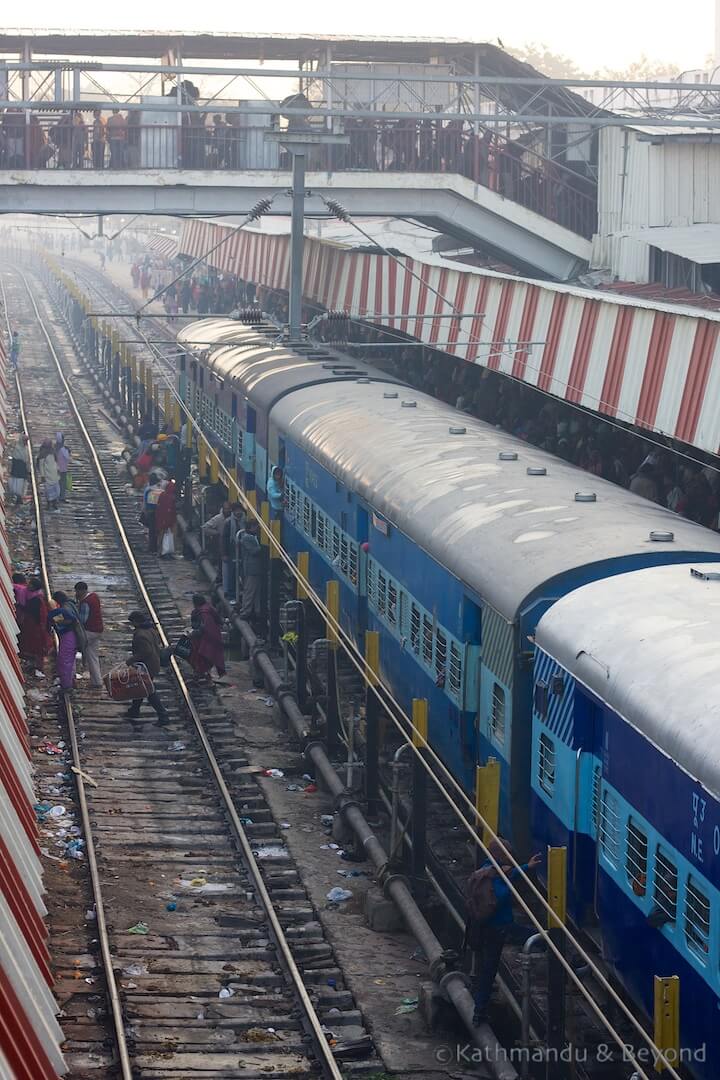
[691,567,720,581]
[649,530,674,543]
[527,466,547,476]
[498,451,518,461]
[449,426,467,435]
[574,492,597,503]
[383,391,399,399]
[356,377,371,384]
[401,400,417,408]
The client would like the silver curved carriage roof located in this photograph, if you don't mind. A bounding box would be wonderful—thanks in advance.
[178,319,398,408]
[269,379,720,619]
[535,563,720,795]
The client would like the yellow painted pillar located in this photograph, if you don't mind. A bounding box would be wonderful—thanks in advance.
[475,758,501,844]
[411,697,428,748]
[270,518,282,561]
[197,436,207,479]
[326,579,340,646]
[260,500,270,546]
[296,551,309,600]
[547,846,567,929]
[185,415,193,449]
[654,976,680,1073]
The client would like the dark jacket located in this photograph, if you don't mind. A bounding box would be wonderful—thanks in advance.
[130,619,162,677]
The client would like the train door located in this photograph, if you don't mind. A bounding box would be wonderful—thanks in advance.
[572,692,604,926]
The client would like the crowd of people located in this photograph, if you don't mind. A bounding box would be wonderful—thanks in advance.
[1,102,594,235]
[130,256,247,315]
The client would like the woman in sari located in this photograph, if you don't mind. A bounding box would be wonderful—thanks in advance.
[47,591,81,691]
[19,577,50,676]
[188,593,226,681]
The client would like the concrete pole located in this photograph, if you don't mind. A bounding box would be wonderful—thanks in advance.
[288,148,306,342]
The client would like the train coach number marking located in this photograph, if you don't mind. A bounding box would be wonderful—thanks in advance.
[691,793,708,863]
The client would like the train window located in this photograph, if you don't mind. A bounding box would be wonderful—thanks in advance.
[348,544,358,587]
[653,848,678,924]
[377,571,387,615]
[367,560,377,609]
[538,732,555,794]
[410,605,421,655]
[626,821,648,897]
[599,789,620,867]
[302,497,311,536]
[236,428,243,457]
[317,513,327,552]
[590,766,602,838]
[435,630,447,685]
[534,682,548,718]
[387,581,398,626]
[332,527,341,562]
[448,642,463,700]
[422,616,434,666]
[491,684,506,745]
[685,879,710,958]
[398,592,407,637]
[340,535,349,575]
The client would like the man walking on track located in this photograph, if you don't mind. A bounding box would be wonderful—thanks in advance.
[125,610,170,724]
[75,581,104,689]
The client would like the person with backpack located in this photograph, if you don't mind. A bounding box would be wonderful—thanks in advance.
[465,838,542,1026]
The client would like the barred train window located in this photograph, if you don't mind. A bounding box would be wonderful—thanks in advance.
[685,879,710,957]
[653,848,678,924]
[590,765,602,837]
[625,820,648,897]
[302,497,311,535]
[538,732,555,794]
[377,570,387,615]
[448,642,463,699]
[348,544,358,586]
[599,789,620,866]
[387,581,398,626]
[332,527,340,561]
[410,605,421,655]
[491,683,506,745]
[340,535,349,575]
[367,561,377,608]
[316,512,326,552]
[422,615,434,666]
[435,630,447,679]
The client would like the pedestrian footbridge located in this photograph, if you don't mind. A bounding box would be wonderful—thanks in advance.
[0,166,590,281]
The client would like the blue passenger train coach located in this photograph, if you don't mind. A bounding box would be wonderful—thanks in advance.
[176,318,720,843]
[532,564,720,1078]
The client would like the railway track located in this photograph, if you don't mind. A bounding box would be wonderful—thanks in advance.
[2,265,377,1079]
[49,253,646,1080]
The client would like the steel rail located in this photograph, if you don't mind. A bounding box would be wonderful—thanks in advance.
[16,269,346,1080]
[1,276,135,1080]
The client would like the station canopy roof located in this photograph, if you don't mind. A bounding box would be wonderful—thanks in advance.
[0,29,597,117]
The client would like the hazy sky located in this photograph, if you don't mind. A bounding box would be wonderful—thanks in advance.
[9,0,716,72]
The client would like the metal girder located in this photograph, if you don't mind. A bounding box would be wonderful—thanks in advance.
[0,170,590,280]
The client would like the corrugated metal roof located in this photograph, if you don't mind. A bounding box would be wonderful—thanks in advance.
[623,224,720,264]
[624,122,720,138]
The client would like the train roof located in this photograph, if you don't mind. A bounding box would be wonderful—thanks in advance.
[269,380,720,619]
[179,320,720,620]
[178,320,400,409]
[535,563,720,795]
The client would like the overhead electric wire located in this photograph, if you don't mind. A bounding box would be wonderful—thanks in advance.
[63,272,686,1080]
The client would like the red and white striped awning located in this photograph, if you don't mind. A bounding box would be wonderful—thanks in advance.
[144,233,178,259]
[179,218,720,456]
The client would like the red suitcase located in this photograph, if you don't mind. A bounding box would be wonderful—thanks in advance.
[103,663,154,701]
